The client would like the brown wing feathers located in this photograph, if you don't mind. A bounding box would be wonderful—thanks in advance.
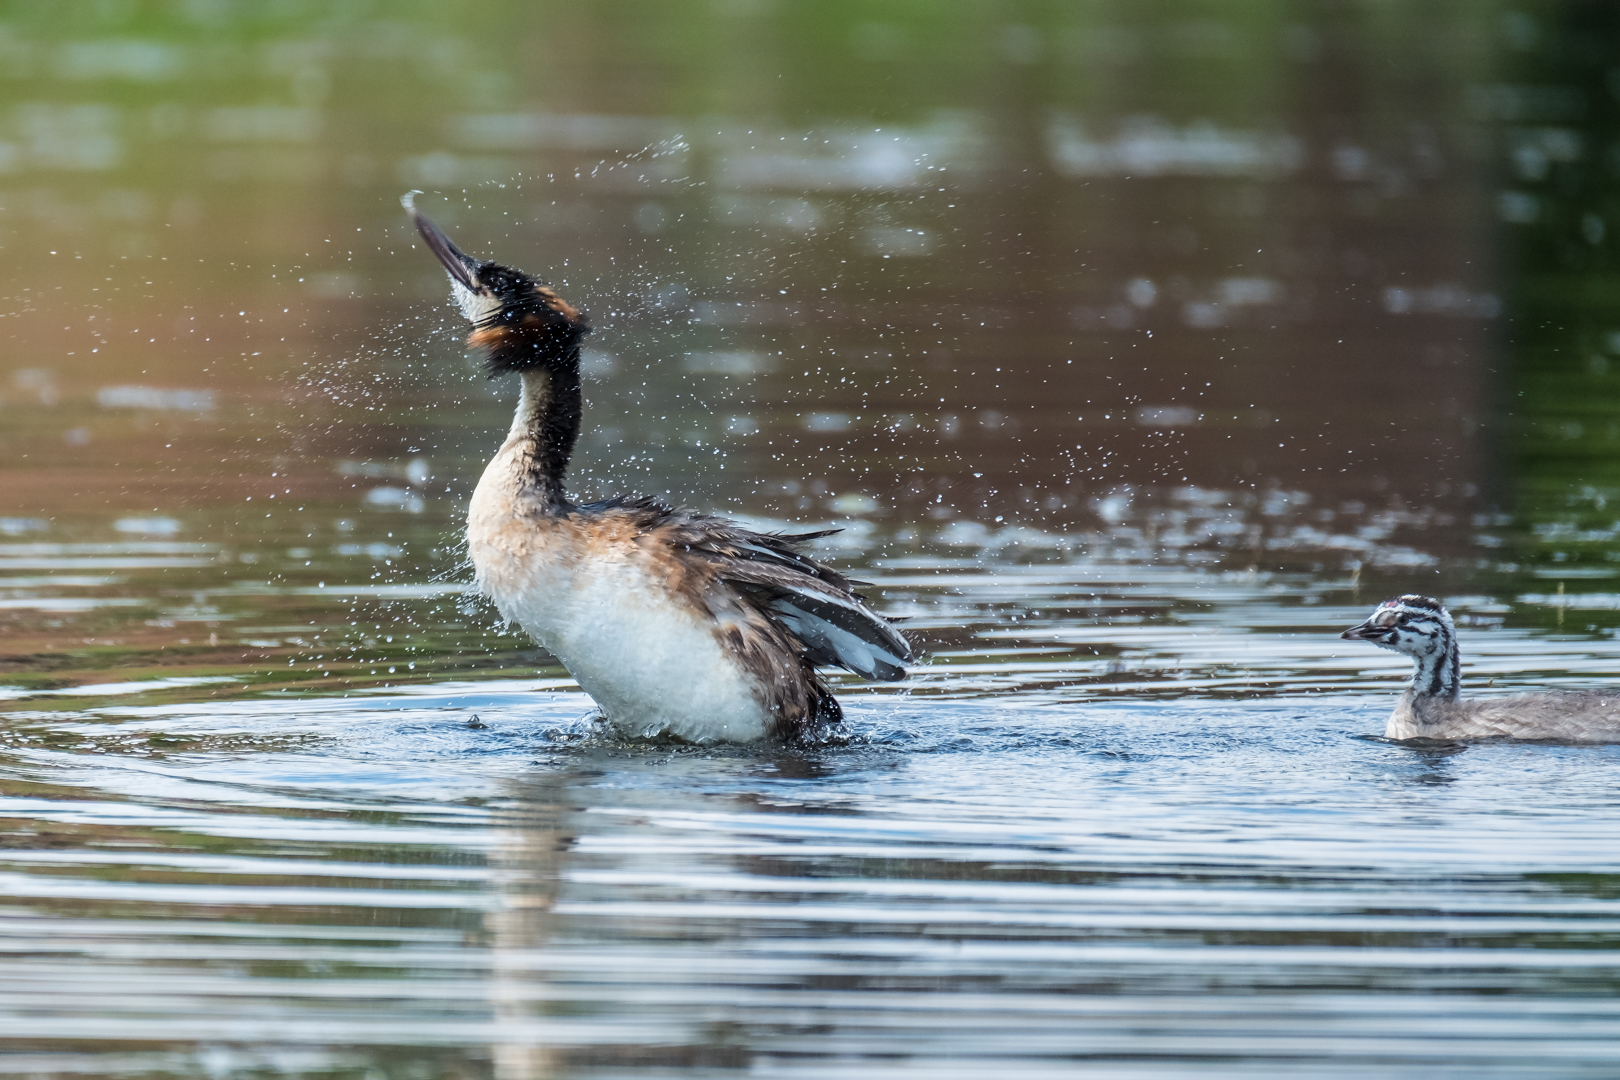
[591,498,912,682]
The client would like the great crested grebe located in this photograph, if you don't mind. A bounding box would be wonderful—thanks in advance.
[1341,594,1620,742]
[403,193,911,743]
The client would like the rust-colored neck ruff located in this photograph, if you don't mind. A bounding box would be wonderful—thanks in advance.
[470,284,587,377]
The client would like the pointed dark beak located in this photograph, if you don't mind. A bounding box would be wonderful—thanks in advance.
[402,191,483,293]
[1340,621,1378,641]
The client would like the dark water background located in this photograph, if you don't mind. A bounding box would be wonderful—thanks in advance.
[3,2,1620,1076]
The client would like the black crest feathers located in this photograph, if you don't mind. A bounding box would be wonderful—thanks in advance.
[467,272,591,378]
[403,192,589,378]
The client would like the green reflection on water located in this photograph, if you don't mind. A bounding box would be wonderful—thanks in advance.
[0,0,1582,696]
[1500,3,1620,568]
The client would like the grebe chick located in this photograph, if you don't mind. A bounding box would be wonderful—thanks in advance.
[1341,594,1620,742]
[403,193,911,743]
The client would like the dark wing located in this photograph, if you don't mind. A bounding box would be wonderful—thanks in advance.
[711,556,913,681]
[581,496,912,681]
[637,507,910,681]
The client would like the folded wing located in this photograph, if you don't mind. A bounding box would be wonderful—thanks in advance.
[592,498,913,681]
[691,528,912,681]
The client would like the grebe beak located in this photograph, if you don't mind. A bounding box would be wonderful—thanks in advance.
[1340,620,1383,641]
[402,190,483,293]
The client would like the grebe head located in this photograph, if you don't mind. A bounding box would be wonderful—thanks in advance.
[1341,594,1460,699]
[1341,595,1452,656]
[403,190,589,376]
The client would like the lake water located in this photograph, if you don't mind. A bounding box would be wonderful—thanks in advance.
[4,3,1620,1077]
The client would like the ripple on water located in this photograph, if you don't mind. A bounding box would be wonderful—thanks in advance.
[4,534,1620,1075]
[0,681,1618,1076]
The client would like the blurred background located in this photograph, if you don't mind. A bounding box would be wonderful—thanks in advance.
[3,0,1609,540]
[8,0,1620,680]
[8,0,1620,679]
[2,0,1620,675]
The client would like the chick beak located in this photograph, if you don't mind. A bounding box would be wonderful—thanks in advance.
[402,190,483,294]
[1340,621,1378,641]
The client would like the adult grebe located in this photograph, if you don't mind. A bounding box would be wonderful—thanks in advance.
[404,193,911,743]
[1341,594,1620,742]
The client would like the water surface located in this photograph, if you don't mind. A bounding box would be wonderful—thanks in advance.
[4,3,1620,1076]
